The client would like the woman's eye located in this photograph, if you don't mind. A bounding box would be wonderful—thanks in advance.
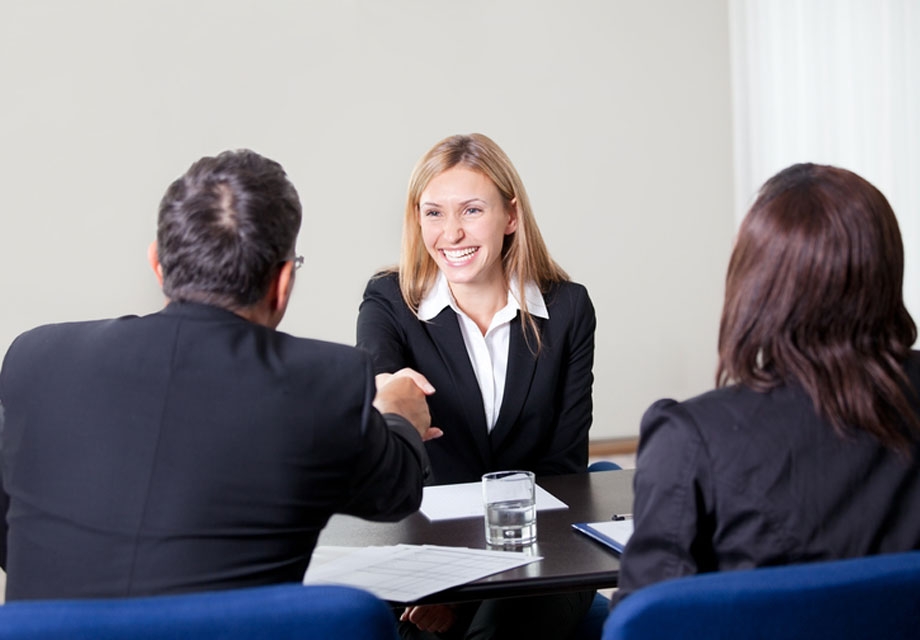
[423,209,442,217]
[464,207,482,215]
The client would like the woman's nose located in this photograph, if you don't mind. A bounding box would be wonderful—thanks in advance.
[444,216,464,243]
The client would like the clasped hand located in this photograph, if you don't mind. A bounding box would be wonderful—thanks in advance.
[373,368,443,442]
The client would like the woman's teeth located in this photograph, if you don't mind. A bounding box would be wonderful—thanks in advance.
[442,247,477,261]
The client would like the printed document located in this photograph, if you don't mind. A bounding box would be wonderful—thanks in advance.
[305,544,541,602]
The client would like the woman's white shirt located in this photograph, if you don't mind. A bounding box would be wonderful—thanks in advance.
[418,272,548,431]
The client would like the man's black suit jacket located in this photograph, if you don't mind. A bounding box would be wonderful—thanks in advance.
[357,272,595,485]
[0,302,429,600]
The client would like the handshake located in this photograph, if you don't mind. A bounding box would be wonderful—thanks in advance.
[373,368,444,442]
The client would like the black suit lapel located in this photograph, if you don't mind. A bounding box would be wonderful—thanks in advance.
[423,308,492,468]
[490,317,541,452]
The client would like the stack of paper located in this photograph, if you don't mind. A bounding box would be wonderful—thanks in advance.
[304,544,542,602]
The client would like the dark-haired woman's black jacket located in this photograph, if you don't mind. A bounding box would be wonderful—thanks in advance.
[614,351,920,607]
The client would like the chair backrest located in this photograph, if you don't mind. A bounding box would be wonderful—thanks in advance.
[0,583,399,640]
[587,460,622,472]
[603,551,920,640]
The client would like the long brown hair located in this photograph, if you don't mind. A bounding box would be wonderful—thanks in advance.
[397,133,568,347]
[717,163,918,452]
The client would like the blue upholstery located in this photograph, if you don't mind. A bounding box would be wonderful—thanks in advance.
[0,583,399,640]
[587,460,622,472]
[602,551,920,640]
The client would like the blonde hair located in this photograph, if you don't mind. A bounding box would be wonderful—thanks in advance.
[397,133,568,346]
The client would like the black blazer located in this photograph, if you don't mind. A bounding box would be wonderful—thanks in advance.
[357,272,595,484]
[614,351,920,606]
[0,302,429,600]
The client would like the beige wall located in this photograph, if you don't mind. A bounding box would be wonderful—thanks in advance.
[0,1,735,440]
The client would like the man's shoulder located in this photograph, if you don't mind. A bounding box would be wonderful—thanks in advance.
[280,332,366,358]
[7,315,139,353]
[1,316,142,390]
[273,331,372,373]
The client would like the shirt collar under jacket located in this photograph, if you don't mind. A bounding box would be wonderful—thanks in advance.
[417,272,549,322]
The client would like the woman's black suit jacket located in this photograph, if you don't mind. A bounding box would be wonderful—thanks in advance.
[614,351,920,606]
[357,272,596,485]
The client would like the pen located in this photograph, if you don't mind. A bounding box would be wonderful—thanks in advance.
[611,513,633,521]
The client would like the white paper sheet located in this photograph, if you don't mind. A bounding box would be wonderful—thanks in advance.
[419,481,568,521]
[304,544,541,602]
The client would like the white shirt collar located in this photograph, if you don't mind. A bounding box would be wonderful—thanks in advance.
[417,272,549,322]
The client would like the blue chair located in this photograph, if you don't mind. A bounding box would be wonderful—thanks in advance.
[587,460,622,472]
[0,583,399,640]
[602,551,920,640]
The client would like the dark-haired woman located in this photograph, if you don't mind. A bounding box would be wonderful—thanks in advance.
[614,163,920,606]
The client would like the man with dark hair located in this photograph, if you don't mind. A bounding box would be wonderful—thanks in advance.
[0,149,438,601]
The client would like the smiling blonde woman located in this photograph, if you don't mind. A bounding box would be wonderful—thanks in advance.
[357,133,597,639]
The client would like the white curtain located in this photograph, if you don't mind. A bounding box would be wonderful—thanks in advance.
[730,0,920,334]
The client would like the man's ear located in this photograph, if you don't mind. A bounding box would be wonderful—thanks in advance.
[147,241,164,287]
[266,260,295,326]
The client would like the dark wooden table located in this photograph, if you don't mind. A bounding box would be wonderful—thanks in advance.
[318,469,635,604]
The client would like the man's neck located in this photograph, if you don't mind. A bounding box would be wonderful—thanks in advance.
[234,301,281,329]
